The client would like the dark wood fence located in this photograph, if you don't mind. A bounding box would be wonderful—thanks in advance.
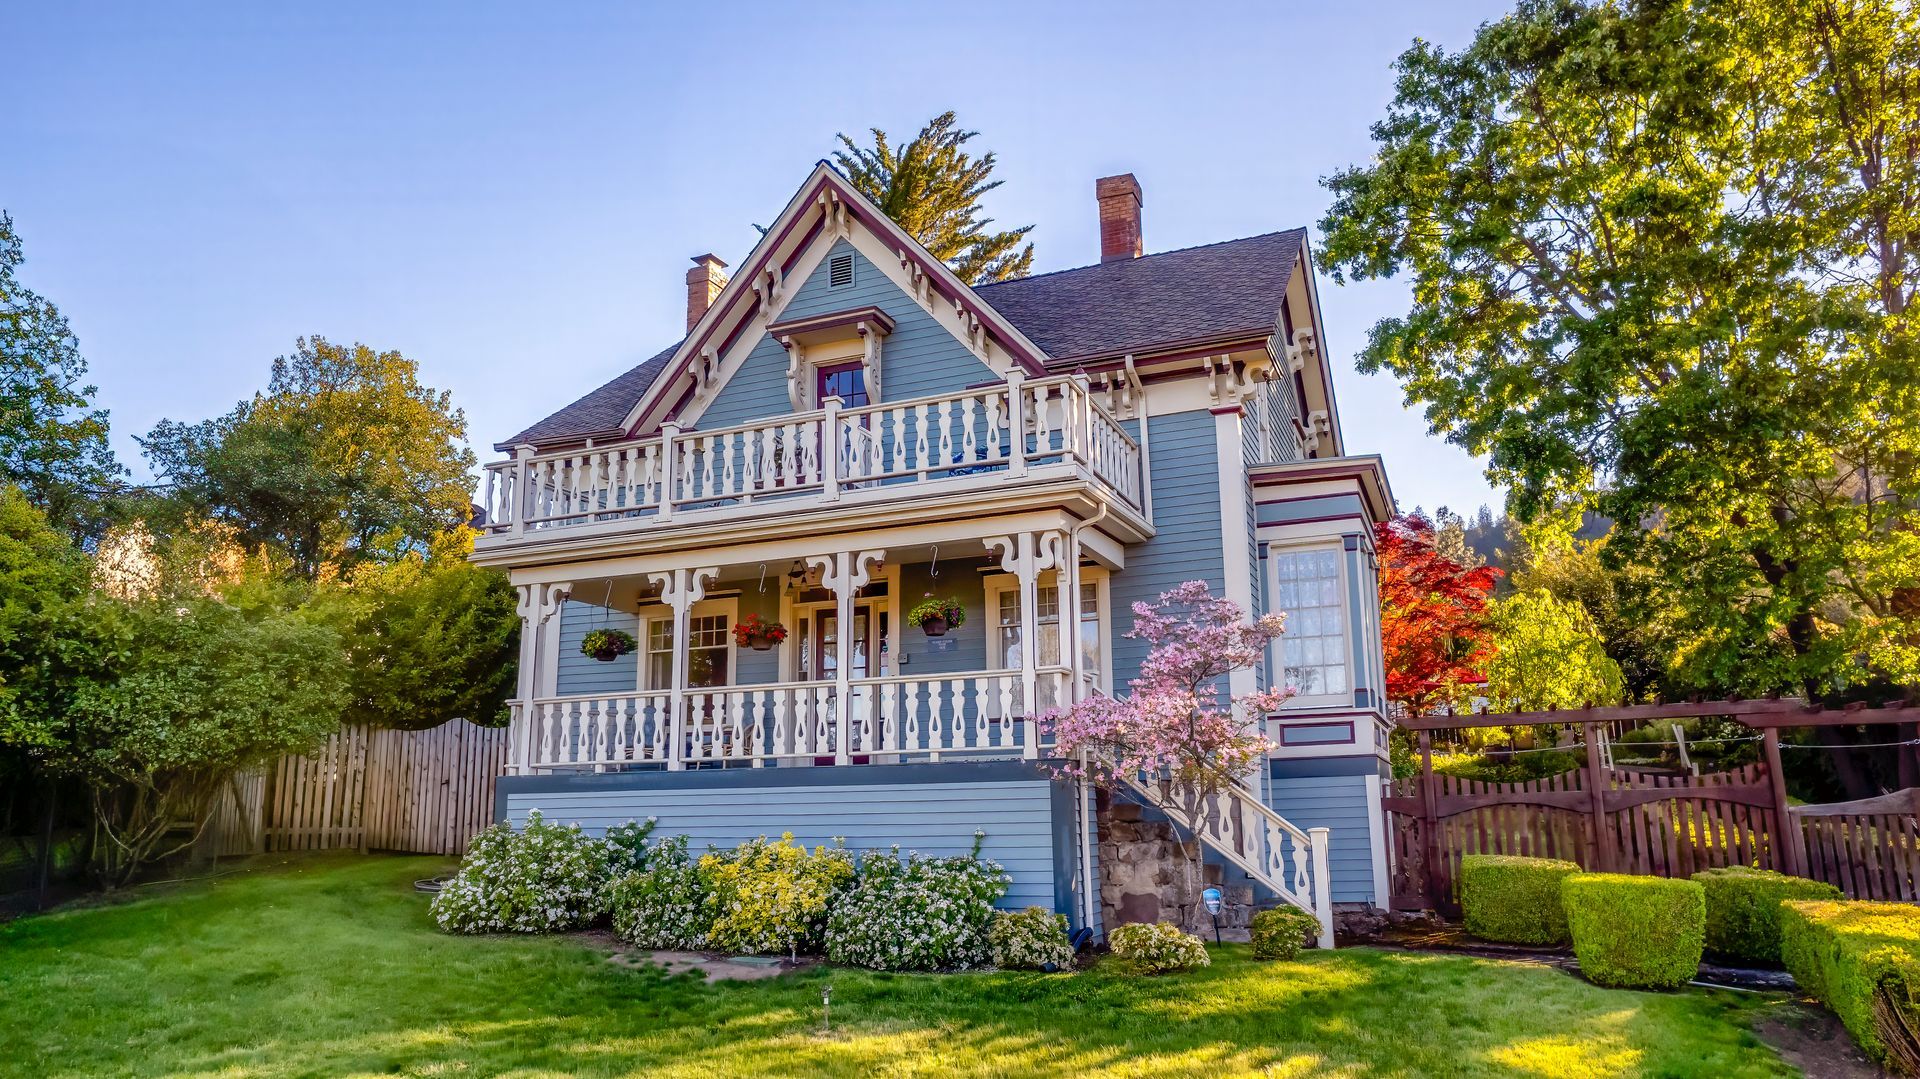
[1384,700,1918,912]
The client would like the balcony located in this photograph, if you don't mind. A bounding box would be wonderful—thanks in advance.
[476,373,1146,558]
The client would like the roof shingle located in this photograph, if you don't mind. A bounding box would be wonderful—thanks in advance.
[497,229,1304,450]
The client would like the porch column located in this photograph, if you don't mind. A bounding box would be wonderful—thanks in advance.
[1059,529,1085,704]
[988,533,1051,760]
[508,584,540,775]
[648,566,716,771]
[807,550,886,765]
[512,581,570,774]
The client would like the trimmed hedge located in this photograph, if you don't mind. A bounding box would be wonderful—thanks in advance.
[1459,855,1581,945]
[1692,866,1840,965]
[1780,900,1920,1071]
[1249,907,1322,960]
[1561,873,1705,989]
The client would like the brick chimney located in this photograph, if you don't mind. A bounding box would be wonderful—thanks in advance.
[1096,174,1143,262]
[685,254,728,331]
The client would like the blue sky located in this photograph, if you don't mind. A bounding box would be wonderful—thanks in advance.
[3,1,1511,515]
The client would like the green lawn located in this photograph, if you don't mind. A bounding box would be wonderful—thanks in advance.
[0,854,1799,1078]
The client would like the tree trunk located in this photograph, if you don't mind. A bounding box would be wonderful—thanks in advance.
[33,775,57,910]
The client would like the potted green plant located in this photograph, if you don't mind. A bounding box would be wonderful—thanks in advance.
[579,628,638,662]
[908,594,967,637]
[732,614,788,651]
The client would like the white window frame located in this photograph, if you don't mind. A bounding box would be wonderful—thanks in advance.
[776,563,902,683]
[1267,543,1352,709]
[634,597,739,691]
[981,566,1114,692]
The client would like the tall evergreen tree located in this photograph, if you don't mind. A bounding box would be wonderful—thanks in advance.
[0,213,122,538]
[834,111,1035,284]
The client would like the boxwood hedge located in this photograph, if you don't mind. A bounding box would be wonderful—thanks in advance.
[1692,866,1839,965]
[1561,873,1705,989]
[1780,900,1920,1071]
[1459,854,1581,945]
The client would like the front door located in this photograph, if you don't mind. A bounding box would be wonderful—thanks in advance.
[807,601,883,761]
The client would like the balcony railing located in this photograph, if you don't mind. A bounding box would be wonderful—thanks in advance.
[480,373,1143,540]
[515,667,1074,771]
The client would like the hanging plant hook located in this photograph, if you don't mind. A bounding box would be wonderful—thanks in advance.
[757,563,767,593]
[929,545,940,580]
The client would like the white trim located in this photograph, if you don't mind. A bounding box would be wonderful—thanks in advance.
[1364,770,1390,907]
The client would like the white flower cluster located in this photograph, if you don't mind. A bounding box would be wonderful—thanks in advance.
[823,844,1011,971]
[429,810,621,934]
[988,907,1077,971]
[606,834,711,949]
[1109,921,1211,974]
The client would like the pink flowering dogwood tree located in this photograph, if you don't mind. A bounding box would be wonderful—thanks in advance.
[1041,580,1292,926]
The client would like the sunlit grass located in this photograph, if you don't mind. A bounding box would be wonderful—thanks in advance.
[0,853,1793,1077]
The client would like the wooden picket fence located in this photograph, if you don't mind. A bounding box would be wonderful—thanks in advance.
[1793,788,1920,901]
[207,720,510,857]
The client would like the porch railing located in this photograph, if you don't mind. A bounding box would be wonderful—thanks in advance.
[480,373,1143,538]
[517,667,1072,771]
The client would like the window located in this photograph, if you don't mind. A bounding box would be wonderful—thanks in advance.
[995,582,1099,673]
[1273,548,1349,698]
[815,361,869,407]
[645,613,731,689]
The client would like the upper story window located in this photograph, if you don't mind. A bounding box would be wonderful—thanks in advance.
[816,360,869,407]
[1272,547,1349,701]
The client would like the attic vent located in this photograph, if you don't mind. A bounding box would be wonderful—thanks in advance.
[828,253,855,289]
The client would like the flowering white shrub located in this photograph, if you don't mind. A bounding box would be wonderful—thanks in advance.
[606,834,712,949]
[989,907,1077,971]
[429,810,619,934]
[824,837,1010,971]
[1109,921,1211,974]
[603,816,658,872]
[699,833,856,956]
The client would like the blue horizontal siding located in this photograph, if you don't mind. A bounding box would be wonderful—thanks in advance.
[556,600,639,696]
[502,775,1062,912]
[1111,410,1224,685]
[1263,770,1377,904]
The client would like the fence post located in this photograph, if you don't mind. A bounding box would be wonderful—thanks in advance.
[1004,369,1028,478]
[1308,825,1335,949]
[821,397,843,504]
[1762,728,1805,876]
[1583,722,1611,872]
[1417,729,1443,911]
[657,421,680,522]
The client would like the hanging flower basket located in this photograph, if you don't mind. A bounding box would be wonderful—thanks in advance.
[908,595,967,637]
[732,614,788,652]
[580,628,637,662]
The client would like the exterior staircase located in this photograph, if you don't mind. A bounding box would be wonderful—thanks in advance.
[1118,772,1335,948]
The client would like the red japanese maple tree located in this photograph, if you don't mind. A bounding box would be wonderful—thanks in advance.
[1376,512,1501,716]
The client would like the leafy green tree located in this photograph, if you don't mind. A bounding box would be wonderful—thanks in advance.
[0,213,122,537]
[1483,590,1625,713]
[61,575,347,885]
[316,528,518,730]
[834,111,1035,284]
[1319,0,1920,697]
[142,336,477,578]
[1510,516,1671,700]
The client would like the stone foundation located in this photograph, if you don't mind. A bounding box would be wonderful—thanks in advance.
[1097,794,1256,939]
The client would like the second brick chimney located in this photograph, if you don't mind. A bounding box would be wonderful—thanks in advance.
[1097,174,1143,262]
[686,253,728,331]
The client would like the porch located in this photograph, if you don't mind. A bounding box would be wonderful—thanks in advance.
[505,527,1111,775]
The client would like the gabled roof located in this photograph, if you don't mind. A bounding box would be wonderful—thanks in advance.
[974,229,1305,363]
[496,205,1309,450]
